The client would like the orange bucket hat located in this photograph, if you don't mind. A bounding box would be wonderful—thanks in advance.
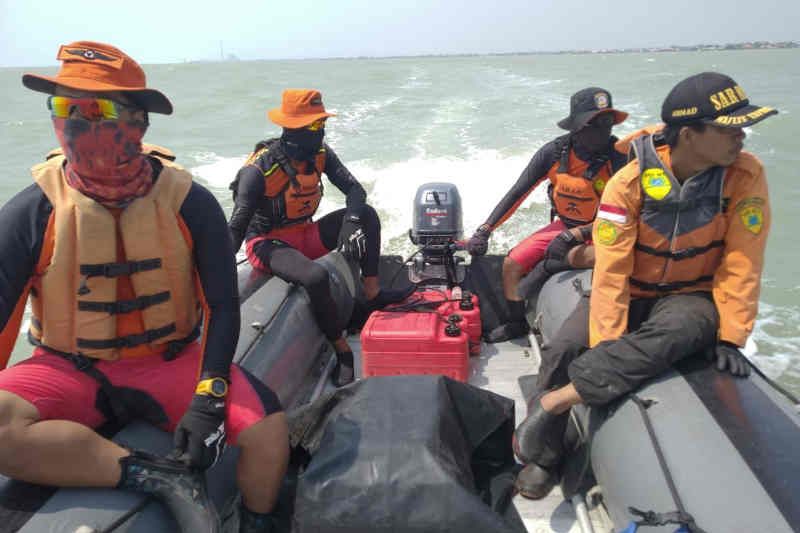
[268,89,335,129]
[22,41,172,115]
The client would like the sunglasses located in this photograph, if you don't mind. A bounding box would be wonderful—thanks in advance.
[305,118,326,132]
[47,95,135,121]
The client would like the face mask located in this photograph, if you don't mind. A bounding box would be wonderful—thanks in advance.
[280,128,324,161]
[53,117,153,206]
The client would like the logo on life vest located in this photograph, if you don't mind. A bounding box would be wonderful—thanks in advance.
[641,168,672,201]
[593,178,606,194]
[594,92,609,109]
[736,197,765,234]
[596,220,618,245]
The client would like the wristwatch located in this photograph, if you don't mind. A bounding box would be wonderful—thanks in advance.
[195,377,229,398]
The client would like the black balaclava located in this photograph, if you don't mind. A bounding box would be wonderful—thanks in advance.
[280,127,324,161]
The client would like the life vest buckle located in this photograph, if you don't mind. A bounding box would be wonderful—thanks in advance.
[672,248,699,260]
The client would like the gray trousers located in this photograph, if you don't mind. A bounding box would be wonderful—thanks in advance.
[537,291,719,406]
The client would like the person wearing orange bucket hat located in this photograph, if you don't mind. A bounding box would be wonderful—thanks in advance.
[0,41,289,533]
[466,87,630,343]
[229,89,414,387]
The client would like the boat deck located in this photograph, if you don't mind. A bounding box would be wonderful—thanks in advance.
[346,332,604,533]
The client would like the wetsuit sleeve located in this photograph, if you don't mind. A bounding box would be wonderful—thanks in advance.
[589,163,642,347]
[181,182,240,379]
[483,141,558,231]
[712,161,770,347]
[323,145,367,216]
[0,185,51,366]
[228,165,265,252]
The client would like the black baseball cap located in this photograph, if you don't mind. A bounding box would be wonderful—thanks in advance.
[661,72,777,128]
[557,87,628,132]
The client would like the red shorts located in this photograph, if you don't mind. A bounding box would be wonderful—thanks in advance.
[246,222,329,272]
[507,219,568,273]
[0,343,281,445]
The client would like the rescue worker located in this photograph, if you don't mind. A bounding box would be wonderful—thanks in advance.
[513,72,777,499]
[467,87,629,342]
[0,42,289,533]
[228,89,412,387]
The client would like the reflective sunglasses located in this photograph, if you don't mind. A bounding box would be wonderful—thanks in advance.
[47,95,132,121]
[305,118,327,132]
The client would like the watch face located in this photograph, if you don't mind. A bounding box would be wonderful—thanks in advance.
[211,379,227,396]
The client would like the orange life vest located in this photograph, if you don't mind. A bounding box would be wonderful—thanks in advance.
[28,146,201,361]
[546,144,616,226]
[243,140,326,227]
[627,135,755,296]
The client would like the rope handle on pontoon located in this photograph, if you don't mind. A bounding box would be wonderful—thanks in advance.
[629,395,707,533]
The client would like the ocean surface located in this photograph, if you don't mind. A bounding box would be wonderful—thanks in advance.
[1,50,798,394]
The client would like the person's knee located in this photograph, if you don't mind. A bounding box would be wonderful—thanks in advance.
[238,412,289,464]
[302,263,331,295]
[0,391,38,468]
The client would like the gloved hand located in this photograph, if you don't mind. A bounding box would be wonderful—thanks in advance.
[173,378,228,471]
[545,229,581,262]
[707,341,751,377]
[467,224,491,256]
[337,212,367,261]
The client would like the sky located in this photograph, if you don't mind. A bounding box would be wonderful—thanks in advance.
[1,0,799,67]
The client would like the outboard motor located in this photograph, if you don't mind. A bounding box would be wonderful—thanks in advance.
[408,182,465,285]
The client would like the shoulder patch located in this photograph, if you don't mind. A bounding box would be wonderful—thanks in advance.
[596,219,619,245]
[735,197,765,234]
[641,168,672,200]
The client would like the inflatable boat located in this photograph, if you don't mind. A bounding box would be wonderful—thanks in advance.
[1,182,798,533]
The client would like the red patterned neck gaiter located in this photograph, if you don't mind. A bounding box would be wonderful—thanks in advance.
[52,117,153,206]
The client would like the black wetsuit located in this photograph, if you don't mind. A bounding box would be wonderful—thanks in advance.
[229,141,379,341]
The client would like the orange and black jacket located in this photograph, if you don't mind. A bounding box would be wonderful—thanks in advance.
[228,140,367,251]
[0,156,239,375]
[590,135,770,348]
[481,134,628,231]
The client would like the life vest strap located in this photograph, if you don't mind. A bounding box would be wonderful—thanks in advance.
[77,322,176,350]
[634,241,724,261]
[643,196,720,214]
[80,258,162,279]
[629,275,713,293]
[78,291,171,315]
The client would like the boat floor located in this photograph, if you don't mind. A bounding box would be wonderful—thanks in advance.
[344,332,609,533]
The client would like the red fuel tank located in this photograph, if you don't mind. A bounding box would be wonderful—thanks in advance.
[405,287,482,356]
[360,307,469,382]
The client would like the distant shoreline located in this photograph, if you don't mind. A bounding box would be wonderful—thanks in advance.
[336,41,800,61]
[2,41,797,68]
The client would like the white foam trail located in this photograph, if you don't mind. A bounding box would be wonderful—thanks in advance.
[190,153,248,191]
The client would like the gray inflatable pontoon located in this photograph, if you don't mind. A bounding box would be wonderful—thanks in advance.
[531,269,800,533]
[0,252,359,533]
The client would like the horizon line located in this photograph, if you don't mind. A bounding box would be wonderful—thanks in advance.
[2,39,798,69]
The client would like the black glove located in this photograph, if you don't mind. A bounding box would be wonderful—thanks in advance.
[545,229,581,262]
[337,212,367,261]
[707,341,751,377]
[467,224,491,256]
[173,380,228,471]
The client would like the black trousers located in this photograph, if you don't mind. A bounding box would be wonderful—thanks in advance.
[536,291,719,406]
[252,205,381,341]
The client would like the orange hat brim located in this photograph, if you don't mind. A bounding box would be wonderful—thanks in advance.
[22,73,173,114]
[267,107,335,129]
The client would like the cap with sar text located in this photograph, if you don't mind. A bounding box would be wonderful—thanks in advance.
[661,72,777,128]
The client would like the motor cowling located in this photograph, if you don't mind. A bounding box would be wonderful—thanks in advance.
[409,183,465,284]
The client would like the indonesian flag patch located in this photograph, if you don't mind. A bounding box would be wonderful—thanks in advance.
[597,203,628,224]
